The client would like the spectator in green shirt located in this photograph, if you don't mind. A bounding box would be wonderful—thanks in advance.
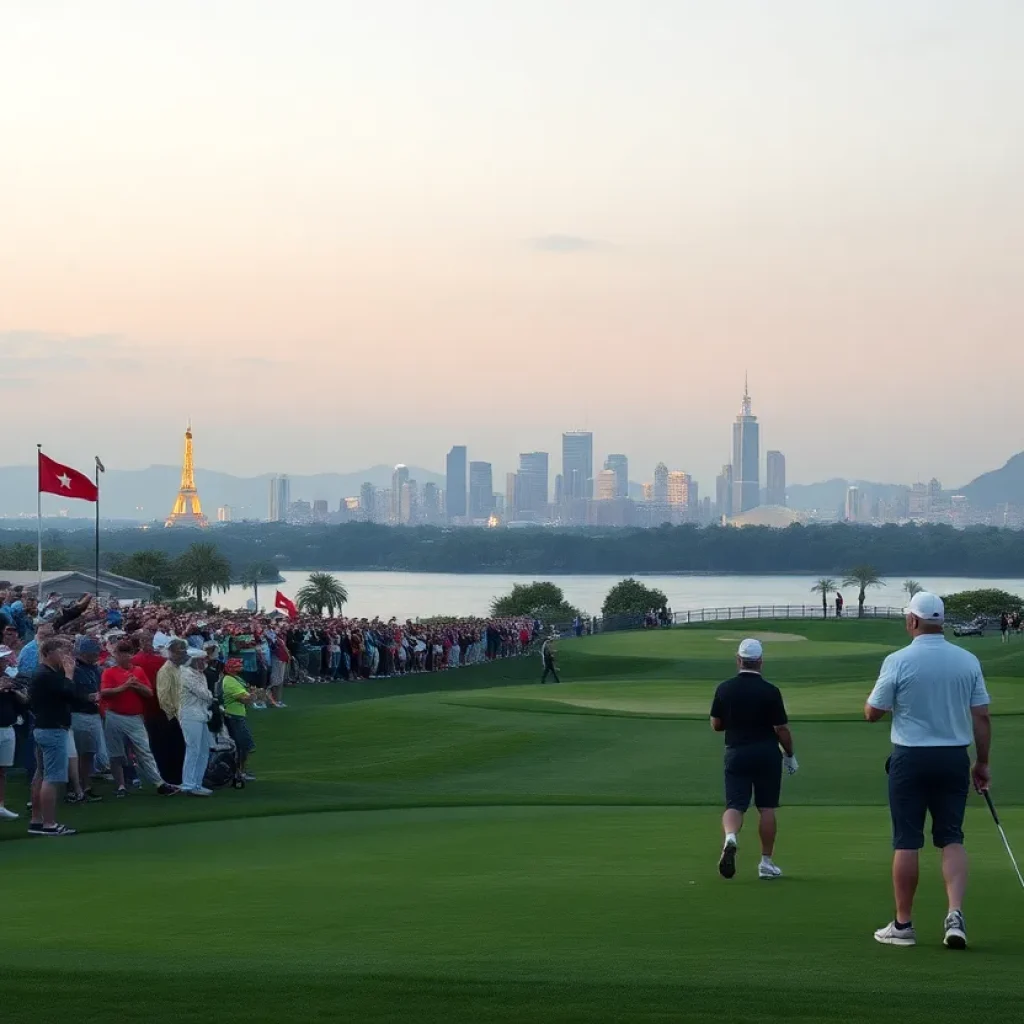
[222,658,256,781]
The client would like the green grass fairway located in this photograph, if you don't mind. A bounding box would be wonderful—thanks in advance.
[3,620,1023,1023]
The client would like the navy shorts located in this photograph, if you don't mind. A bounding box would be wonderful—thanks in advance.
[724,741,782,812]
[888,745,970,850]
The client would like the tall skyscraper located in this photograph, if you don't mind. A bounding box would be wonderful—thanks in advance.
[391,465,410,522]
[312,499,329,521]
[667,471,693,508]
[269,474,291,522]
[731,377,760,514]
[359,481,375,522]
[653,462,669,502]
[766,451,786,507]
[561,431,594,501]
[596,469,618,500]
[469,461,494,518]
[399,479,417,524]
[716,464,733,518]
[217,505,232,523]
[268,479,278,521]
[517,452,549,513]
[445,445,467,521]
[553,473,564,506]
[505,472,519,517]
[422,482,440,522]
[604,454,628,498]
[845,485,861,523]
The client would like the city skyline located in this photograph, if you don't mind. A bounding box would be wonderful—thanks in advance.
[4,3,1023,491]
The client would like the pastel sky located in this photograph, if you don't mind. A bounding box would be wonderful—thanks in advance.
[3,0,1023,491]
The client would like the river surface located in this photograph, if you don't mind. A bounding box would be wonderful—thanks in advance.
[220,572,1024,619]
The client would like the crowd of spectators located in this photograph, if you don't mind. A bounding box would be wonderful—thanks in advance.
[0,586,541,836]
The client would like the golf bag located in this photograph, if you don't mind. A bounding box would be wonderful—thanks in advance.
[203,672,245,791]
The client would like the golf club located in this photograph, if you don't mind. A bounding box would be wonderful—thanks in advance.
[982,790,1024,889]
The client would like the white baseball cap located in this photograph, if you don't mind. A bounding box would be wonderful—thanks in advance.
[904,592,944,623]
[737,638,763,660]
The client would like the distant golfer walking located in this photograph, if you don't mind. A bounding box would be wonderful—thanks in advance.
[865,592,991,950]
[710,638,797,880]
[540,637,560,684]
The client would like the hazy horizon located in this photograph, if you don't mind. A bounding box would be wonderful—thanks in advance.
[3,1,1023,489]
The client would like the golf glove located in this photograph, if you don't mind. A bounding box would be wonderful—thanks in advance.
[783,754,799,776]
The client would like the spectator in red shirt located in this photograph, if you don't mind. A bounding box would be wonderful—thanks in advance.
[101,642,178,798]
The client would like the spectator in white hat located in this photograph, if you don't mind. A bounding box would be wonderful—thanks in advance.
[178,648,215,796]
[710,637,797,881]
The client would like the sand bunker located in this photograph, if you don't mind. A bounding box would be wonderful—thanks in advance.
[717,631,808,643]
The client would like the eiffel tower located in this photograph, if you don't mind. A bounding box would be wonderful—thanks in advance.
[165,421,209,528]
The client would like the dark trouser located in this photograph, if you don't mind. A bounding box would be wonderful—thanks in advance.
[541,661,559,684]
[145,715,185,786]
[888,744,969,850]
[724,740,782,812]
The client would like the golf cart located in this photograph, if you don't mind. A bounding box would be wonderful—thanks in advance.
[951,616,987,638]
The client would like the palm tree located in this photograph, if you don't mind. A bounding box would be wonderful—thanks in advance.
[844,566,884,618]
[810,578,837,619]
[903,580,923,601]
[175,542,232,604]
[240,561,275,612]
[296,572,348,617]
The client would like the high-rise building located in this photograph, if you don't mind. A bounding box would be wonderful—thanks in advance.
[716,464,733,518]
[908,482,929,518]
[766,451,786,507]
[604,455,629,499]
[517,452,549,513]
[217,505,232,523]
[732,377,760,514]
[642,482,654,501]
[505,472,519,518]
[269,474,290,522]
[596,469,618,500]
[422,482,440,522]
[667,471,693,508]
[553,474,564,506]
[312,499,329,521]
[399,479,417,524]
[445,446,467,521]
[845,485,861,523]
[469,461,494,519]
[561,431,594,501]
[375,488,391,523]
[359,482,375,522]
[653,462,669,502]
[391,465,410,522]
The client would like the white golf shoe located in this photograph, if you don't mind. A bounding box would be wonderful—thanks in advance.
[943,911,967,950]
[874,921,917,947]
[757,859,783,880]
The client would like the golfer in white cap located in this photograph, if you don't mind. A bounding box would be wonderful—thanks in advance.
[866,592,991,950]
[710,638,798,880]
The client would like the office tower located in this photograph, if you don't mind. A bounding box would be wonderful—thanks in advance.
[667,471,692,508]
[653,462,669,502]
[845,485,861,522]
[732,377,760,514]
[642,482,653,501]
[445,445,467,521]
[422,482,439,522]
[505,472,519,518]
[561,431,594,501]
[399,480,417,524]
[690,479,699,510]
[604,454,628,499]
[217,506,232,523]
[359,482,375,521]
[312,499,329,521]
[766,451,786,507]
[469,461,494,518]
[391,465,410,522]
[375,488,391,523]
[269,474,290,522]
[517,452,549,513]
[553,473,564,506]
[716,464,733,518]
[268,479,278,521]
[596,469,617,500]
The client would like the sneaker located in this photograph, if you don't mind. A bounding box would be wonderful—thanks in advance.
[130,778,142,789]
[758,859,783,880]
[64,792,83,805]
[27,821,45,835]
[82,789,103,803]
[874,921,917,947]
[241,772,256,782]
[185,787,213,797]
[157,784,179,796]
[0,806,20,821]
[38,823,77,837]
[275,702,287,708]
[115,787,128,799]
[718,838,738,879]
[943,911,967,950]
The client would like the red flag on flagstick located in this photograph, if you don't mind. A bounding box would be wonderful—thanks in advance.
[275,591,298,620]
[38,453,98,502]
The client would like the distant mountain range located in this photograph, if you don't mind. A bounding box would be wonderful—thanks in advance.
[0,464,444,520]
[1,451,1022,521]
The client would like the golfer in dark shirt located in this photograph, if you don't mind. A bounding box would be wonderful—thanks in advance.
[710,638,798,880]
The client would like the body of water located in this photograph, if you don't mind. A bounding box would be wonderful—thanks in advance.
[221,572,1024,620]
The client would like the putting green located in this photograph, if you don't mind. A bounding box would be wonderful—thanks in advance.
[2,618,1022,1024]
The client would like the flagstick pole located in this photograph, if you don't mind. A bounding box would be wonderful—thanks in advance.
[36,444,43,599]
[94,459,101,599]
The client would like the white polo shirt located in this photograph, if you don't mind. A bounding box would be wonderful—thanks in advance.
[867,634,990,747]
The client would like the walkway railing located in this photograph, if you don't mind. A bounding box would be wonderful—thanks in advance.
[672,604,904,625]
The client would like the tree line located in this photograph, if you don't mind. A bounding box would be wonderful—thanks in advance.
[3,520,1024,577]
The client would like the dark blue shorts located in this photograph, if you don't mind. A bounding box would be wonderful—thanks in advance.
[724,741,782,812]
[888,745,970,850]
